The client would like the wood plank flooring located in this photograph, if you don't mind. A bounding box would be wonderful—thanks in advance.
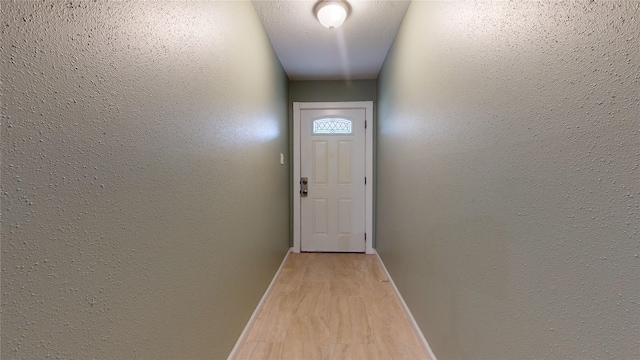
[235,253,430,360]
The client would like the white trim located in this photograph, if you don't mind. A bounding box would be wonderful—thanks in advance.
[364,102,373,255]
[374,250,437,360]
[293,101,374,254]
[227,248,292,360]
[293,102,301,253]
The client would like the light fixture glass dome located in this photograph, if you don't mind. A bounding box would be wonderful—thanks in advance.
[314,0,350,29]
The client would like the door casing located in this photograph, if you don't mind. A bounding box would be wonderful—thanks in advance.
[293,101,373,254]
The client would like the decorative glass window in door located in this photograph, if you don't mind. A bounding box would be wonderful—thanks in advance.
[312,118,352,134]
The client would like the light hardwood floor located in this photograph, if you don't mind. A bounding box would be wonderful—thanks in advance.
[234,252,430,360]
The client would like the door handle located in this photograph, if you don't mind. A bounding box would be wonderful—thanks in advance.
[300,177,308,197]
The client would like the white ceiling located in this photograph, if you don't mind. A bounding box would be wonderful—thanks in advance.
[252,0,411,80]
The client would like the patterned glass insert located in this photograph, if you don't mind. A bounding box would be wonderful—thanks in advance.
[313,118,352,134]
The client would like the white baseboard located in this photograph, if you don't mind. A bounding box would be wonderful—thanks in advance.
[227,248,292,360]
[374,250,437,360]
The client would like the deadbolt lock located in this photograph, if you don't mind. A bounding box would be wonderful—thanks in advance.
[300,177,308,197]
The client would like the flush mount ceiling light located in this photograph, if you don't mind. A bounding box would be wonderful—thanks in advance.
[314,0,350,30]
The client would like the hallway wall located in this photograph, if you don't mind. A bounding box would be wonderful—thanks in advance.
[1,1,289,359]
[288,80,377,103]
[376,1,639,359]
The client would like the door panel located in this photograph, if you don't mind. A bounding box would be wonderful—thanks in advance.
[313,199,328,235]
[337,141,353,185]
[313,141,329,185]
[338,199,352,234]
[300,108,366,252]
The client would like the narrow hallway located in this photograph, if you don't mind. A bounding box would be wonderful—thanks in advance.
[234,253,430,360]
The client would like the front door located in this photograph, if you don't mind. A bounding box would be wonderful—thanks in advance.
[294,102,372,253]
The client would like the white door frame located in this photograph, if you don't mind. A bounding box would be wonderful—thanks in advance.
[293,101,373,254]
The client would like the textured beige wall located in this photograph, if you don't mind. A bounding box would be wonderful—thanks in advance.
[288,80,377,103]
[1,1,289,359]
[376,1,639,359]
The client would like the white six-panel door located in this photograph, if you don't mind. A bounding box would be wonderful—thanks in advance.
[293,102,373,254]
